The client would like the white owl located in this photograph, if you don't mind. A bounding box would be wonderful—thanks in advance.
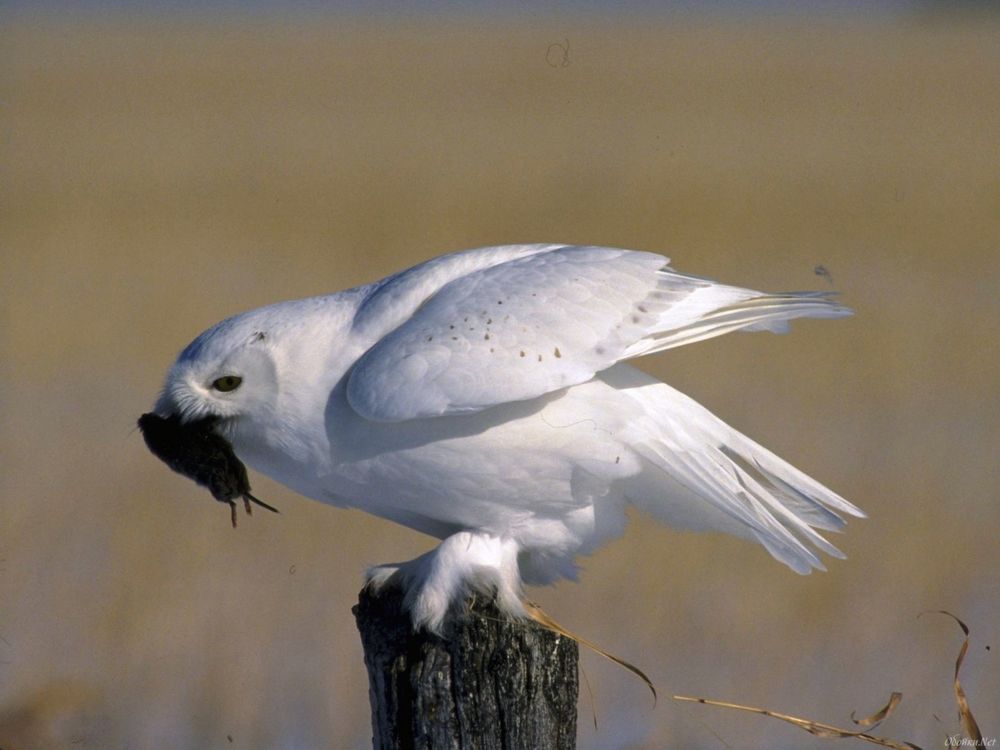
[141,244,863,632]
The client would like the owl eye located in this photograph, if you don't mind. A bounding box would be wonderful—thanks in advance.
[211,375,243,393]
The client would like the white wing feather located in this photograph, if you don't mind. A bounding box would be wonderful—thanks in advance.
[346,245,851,422]
[605,366,865,574]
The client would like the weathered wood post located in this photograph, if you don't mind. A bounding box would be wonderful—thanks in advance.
[354,586,579,750]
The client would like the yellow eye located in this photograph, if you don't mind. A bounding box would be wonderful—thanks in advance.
[211,375,243,393]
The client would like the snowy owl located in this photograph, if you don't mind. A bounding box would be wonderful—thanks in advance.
[139,244,863,631]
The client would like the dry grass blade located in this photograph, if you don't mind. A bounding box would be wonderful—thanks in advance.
[579,663,599,731]
[523,601,657,704]
[852,692,903,727]
[672,695,923,750]
[919,611,983,744]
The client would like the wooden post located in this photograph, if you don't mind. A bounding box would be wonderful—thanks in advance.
[353,585,579,750]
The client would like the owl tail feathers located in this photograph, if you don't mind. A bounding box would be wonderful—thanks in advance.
[608,368,865,575]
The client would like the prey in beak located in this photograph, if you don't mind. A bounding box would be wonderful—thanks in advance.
[137,412,279,527]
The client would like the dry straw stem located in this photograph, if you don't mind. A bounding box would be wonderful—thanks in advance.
[917,611,983,745]
[524,601,658,704]
[674,611,986,749]
[673,693,920,750]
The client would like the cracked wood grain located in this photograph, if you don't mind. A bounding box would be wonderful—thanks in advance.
[354,586,578,750]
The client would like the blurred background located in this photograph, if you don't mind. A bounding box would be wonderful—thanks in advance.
[2,1,998,748]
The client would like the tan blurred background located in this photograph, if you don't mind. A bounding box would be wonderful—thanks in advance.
[2,7,999,749]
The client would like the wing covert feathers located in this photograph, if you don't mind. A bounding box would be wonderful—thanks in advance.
[346,245,852,422]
